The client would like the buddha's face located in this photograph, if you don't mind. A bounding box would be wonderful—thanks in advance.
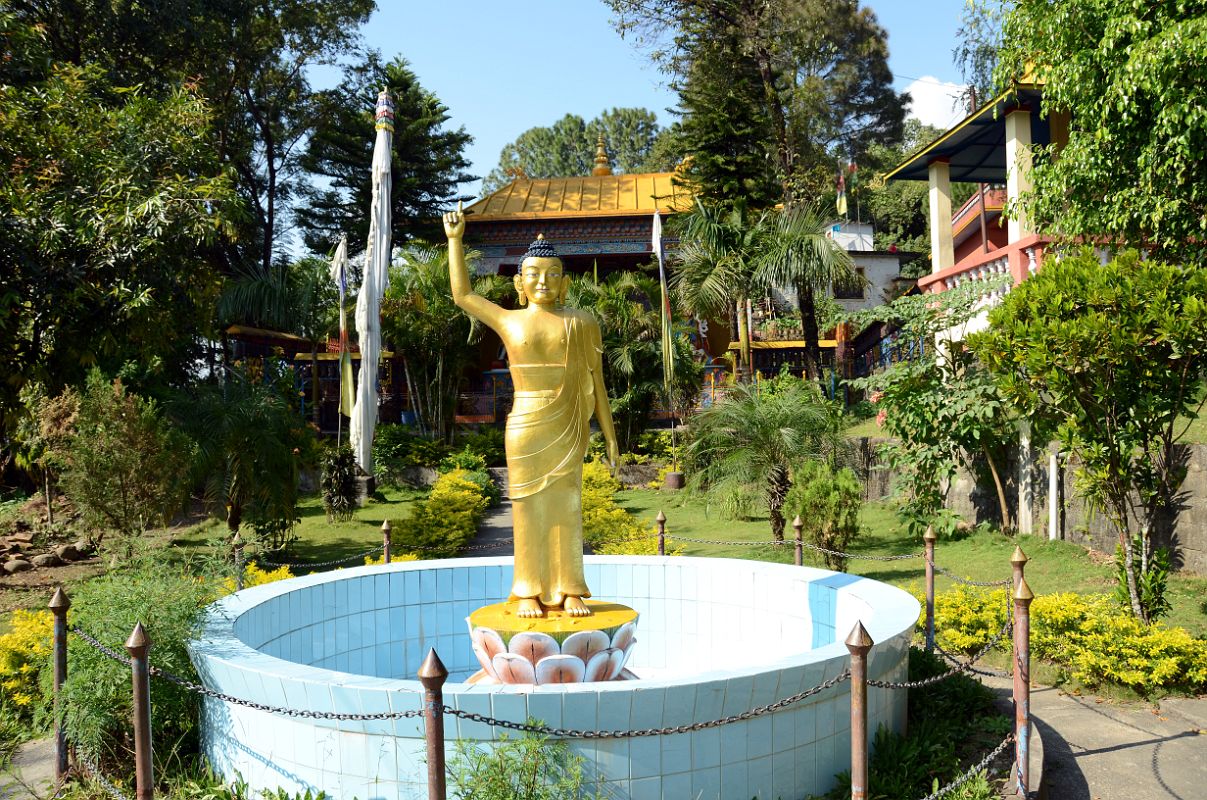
[516,257,566,306]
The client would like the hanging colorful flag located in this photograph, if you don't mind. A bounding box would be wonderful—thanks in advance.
[328,235,355,418]
[836,170,848,217]
[652,208,674,394]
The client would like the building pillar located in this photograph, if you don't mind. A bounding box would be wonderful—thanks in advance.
[927,158,955,274]
[1018,419,1033,535]
[1005,107,1034,243]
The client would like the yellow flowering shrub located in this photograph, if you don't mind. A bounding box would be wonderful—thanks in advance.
[646,464,675,490]
[393,468,490,557]
[581,459,680,556]
[222,561,294,594]
[0,610,53,720]
[922,585,1207,694]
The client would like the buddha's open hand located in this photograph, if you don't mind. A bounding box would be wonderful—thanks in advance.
[443,201,465,240]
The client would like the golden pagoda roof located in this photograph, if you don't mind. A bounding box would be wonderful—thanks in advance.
[463,172,693,221]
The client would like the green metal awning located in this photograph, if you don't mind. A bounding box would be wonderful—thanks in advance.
[886,84,1049,184]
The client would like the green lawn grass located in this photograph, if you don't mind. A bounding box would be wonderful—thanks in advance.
[617,488,1207,637]
[168,485,427,570]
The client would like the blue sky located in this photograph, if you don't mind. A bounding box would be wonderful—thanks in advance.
[353,1,972,197]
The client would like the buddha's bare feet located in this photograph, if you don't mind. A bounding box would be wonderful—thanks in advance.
[515,598,545,618]
[563,596,592,617]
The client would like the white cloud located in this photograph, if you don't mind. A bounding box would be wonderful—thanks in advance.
[903,76,968,130]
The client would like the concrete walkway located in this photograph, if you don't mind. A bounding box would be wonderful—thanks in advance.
[1,739,54,800]
[978,674,1207,800]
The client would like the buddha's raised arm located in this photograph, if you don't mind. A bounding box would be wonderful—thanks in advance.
[444,203,506,329]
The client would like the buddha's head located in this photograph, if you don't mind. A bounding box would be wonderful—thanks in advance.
[515,235,568,307]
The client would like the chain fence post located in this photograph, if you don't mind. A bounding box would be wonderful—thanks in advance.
[924,525,937,652]
[49,587,71,783]
[382,520,392,564]
[793,515,803,567]
[125,623,154,800]
[655,510,666,556]
[1013,577,1033,798]
[233,532,244,592]
[418,648,449,800]
[845,621,873,800]
[1010,545,1028,595]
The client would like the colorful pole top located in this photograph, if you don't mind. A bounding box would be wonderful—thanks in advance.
[375,89,394,133]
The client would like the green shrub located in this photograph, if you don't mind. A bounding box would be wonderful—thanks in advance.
[784,461,862,571]
[58,371,191,550]
[448,722,602,800]
[635,429,675,461]
[455,427,506,467]
[392,469,490,558]
[924,585,1207,694]
[439,446,489,475]
[320,444,359,522]
[373,424,449,471]
[458,467,502,507]
[58,560,216,775]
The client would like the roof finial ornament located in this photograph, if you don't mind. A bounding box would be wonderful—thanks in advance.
[592,135,613,176]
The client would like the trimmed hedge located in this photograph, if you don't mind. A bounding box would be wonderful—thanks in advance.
[922,584,1207,694]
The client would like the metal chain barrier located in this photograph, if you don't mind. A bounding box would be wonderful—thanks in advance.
[74,750,133,800]
[658,532,922,561]
[869,619,1012,689]
[69,626,132,667]
[925,556,1013,588]
[914,731,1015,800]
[441,669,852,739]
[253,544,385,569]
[935,640,1011,679]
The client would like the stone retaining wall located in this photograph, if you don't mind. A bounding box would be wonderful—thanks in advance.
[852,437,1207,575]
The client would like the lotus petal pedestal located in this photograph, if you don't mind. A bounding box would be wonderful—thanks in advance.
[466,601,638,685]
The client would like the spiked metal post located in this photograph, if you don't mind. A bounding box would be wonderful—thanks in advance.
[49,588,70,783]
[656,510,667,556]
[126,623,153,800]
[232,532,244,592]
[1013,578,1034,797]
[924,526,937,652]
[418,649,449,800]
[793,515,804,567]
[846,622,874,800]
[382,519,392,564]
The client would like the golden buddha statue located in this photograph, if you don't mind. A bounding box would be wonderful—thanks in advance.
[444,204,620,618]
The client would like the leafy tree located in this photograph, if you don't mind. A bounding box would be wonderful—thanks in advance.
[608,0,907,205]
[970,250,1207,622]
[380,245,508,441]
[481,108,671,193]
[298,53,475,253]
[862,119,952,257]
[217,254,339,341]
[685,376,845,542]
[0,56,236,439]
[56,372,191,550]
[7,0,376,274]
[953,0,1008,106]
[847,278,1016,538]
[996,0,1207,267]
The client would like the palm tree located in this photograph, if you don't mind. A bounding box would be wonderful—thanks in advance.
[671,199,765,376]
[752,203,862,381]
[568,270,702,454]
[684,378,845,542]
[381,244,507,440]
